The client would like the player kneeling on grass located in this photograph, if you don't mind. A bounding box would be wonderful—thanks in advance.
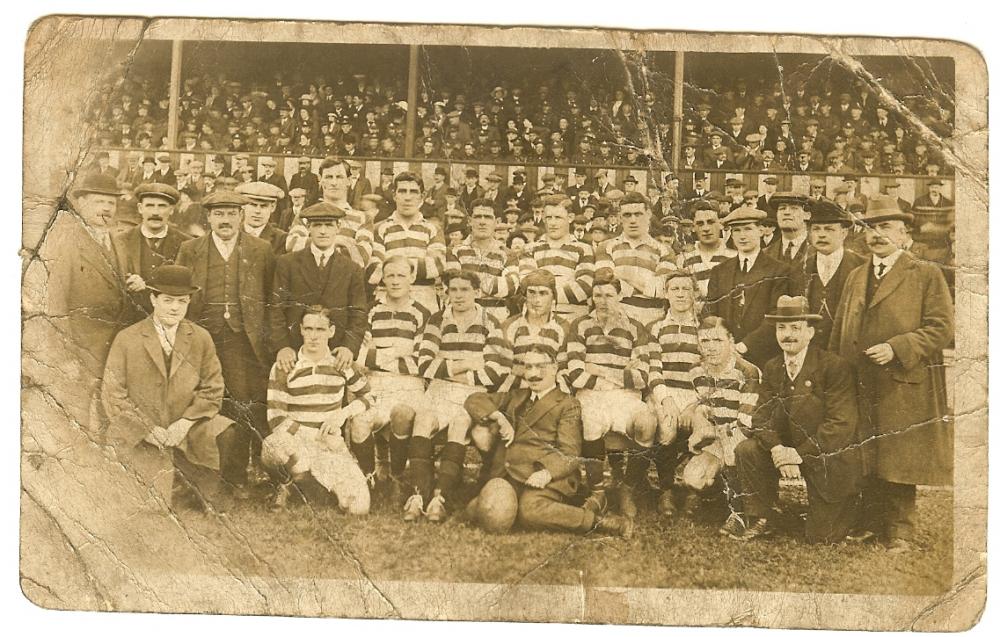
[565,267,657,521]
[463,345,634,538]
[675,317,761,535]
[729,296,862,543]
[405,270,502,523]
[354,255,432,507]
[263,306,372,515]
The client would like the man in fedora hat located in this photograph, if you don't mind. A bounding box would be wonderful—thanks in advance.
[763,191,812,267]
[235,181,288,255]
[113,183,190,324]
[731,295,862,543]
[176,190,277,498]
[829,195,954,552]
[793,197,866,349]
[288,156,320,207]
[705,206,792,369]
[46,174,128,385]
[101,265,239,509]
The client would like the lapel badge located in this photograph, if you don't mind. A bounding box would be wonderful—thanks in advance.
[804,380,812,388]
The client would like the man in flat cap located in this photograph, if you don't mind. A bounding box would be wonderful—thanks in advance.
[705,206,792,369]
[176,190,277,498]
[101,265,239,509]
[288,157,320,207]
[152,152,177,187]
[763,191,813,268]
[235,181,289,255]
[113,183,190,324]
[829,197,953,553]
[731,295,862,543]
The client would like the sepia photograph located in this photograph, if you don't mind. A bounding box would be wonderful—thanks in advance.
[18,10,988,631]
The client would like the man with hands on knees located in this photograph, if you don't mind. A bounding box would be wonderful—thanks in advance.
[732,295,862,543]
[101,265,238,509]
[262,306,372,514]
[464,344,634,538]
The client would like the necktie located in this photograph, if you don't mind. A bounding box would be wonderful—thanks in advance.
[876,262,887,279]
[527,394,538,411]
[787,360,798,381]
[319,254,328,268]
[783,242,794,261]
[742,258,750,274]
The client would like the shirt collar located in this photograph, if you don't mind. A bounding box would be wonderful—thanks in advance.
[738,247,761,270]
[152,317,179,342]
[140,225,168,240]
[815,246,844,266]
[294,347,338,370]
[784,346,810,379]
[243,223,266,237]
[211,231,238,251]
[873,249,903,271]
[531,385,557,402]
[310,241,337,261]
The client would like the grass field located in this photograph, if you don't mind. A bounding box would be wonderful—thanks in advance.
[177,474,953,596]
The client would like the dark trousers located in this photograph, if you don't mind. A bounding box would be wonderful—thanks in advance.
[860,478,917,541]
[511,479,596,533]
[211,329,268,486]
[735,438,858,544]
[173,425,242,507]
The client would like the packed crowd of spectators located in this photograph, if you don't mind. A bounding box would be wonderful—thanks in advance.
[88,65,953,175]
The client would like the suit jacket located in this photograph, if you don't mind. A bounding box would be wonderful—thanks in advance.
[348,176,373,210]
[762,236,812,271]
[705,252,791,368]
[254,224,289,256]
[912,193,954,209]
[176,232,275,363]
[791,249,866,349]
[751,346,862,503]
[829,251,953,486]
[270,248,368,356]
[44,214,128,375]
[112,225,190,322]
[288,171,321,206]
[465,387,583,497]
[101,318,223,448]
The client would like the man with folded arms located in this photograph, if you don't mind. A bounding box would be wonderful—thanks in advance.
[731,295,862,543]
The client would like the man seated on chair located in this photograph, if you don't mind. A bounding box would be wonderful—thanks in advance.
[262,306,373,515]
[101,265,237,510]
[464,344,634,538]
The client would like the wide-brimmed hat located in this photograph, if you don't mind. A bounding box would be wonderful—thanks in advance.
[71,173,121,199]
[765,295,822,322]
[857,196,914,225]
[147,264,200,296]
[806,197,853,226]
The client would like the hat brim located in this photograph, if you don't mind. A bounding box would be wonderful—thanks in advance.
[765,312,823,322]
[147,284,201,296]
[771,196,810,208]
[861,213,915,225]
[72,186,122,198]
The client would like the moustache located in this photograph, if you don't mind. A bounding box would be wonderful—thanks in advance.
[524,377,543,383]
[780,339,797,344]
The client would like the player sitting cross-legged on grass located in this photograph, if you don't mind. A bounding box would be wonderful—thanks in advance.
[262,306,372,515]
[404,270,502,523]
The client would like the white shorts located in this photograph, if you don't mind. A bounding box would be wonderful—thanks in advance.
[578,388,649,441]
[260,424,370,514]
[366,372,426,430]
[423,379,486,431]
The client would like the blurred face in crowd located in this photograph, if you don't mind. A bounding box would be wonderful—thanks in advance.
[693,208,723,248]
[300,312,334,354]
[307,219,339,250]
[470,205,497,241]
[393,178,423,218]
[320,162,350,202]
[698,325,735,369]
[150,292,190,329]
[243,198,276,229]
[446,276,478,313]
[809,222,848,256]
[138,195,174,233]
[521,350,558,394]
[776,203,808,234]
[508,235,526,259]
[591,283,622,319]
[865,219,908,257]
[730,222,763,255]
[291,192,306,209]
[381,259,413,301]
[78,193,117,229]
[665,275,696,315]
[776,320,814,357]
[207,205,242,241]
[543,203,570,240]
[619,203,649,239]
[524,284,554,319]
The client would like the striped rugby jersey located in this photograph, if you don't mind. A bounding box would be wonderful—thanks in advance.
[446,238,517,302]
[267,351,372,431]
[334,202,374,268]
[369,214,447,286]
[517,237,595,310]
[358,298,433,375]
[646,311,702,401]
[678,244,737,297]
[594,234,678,307]
[690,357,761,431]
[484,311,572,391]
[417,304,502,387]
[565,312,652,391]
